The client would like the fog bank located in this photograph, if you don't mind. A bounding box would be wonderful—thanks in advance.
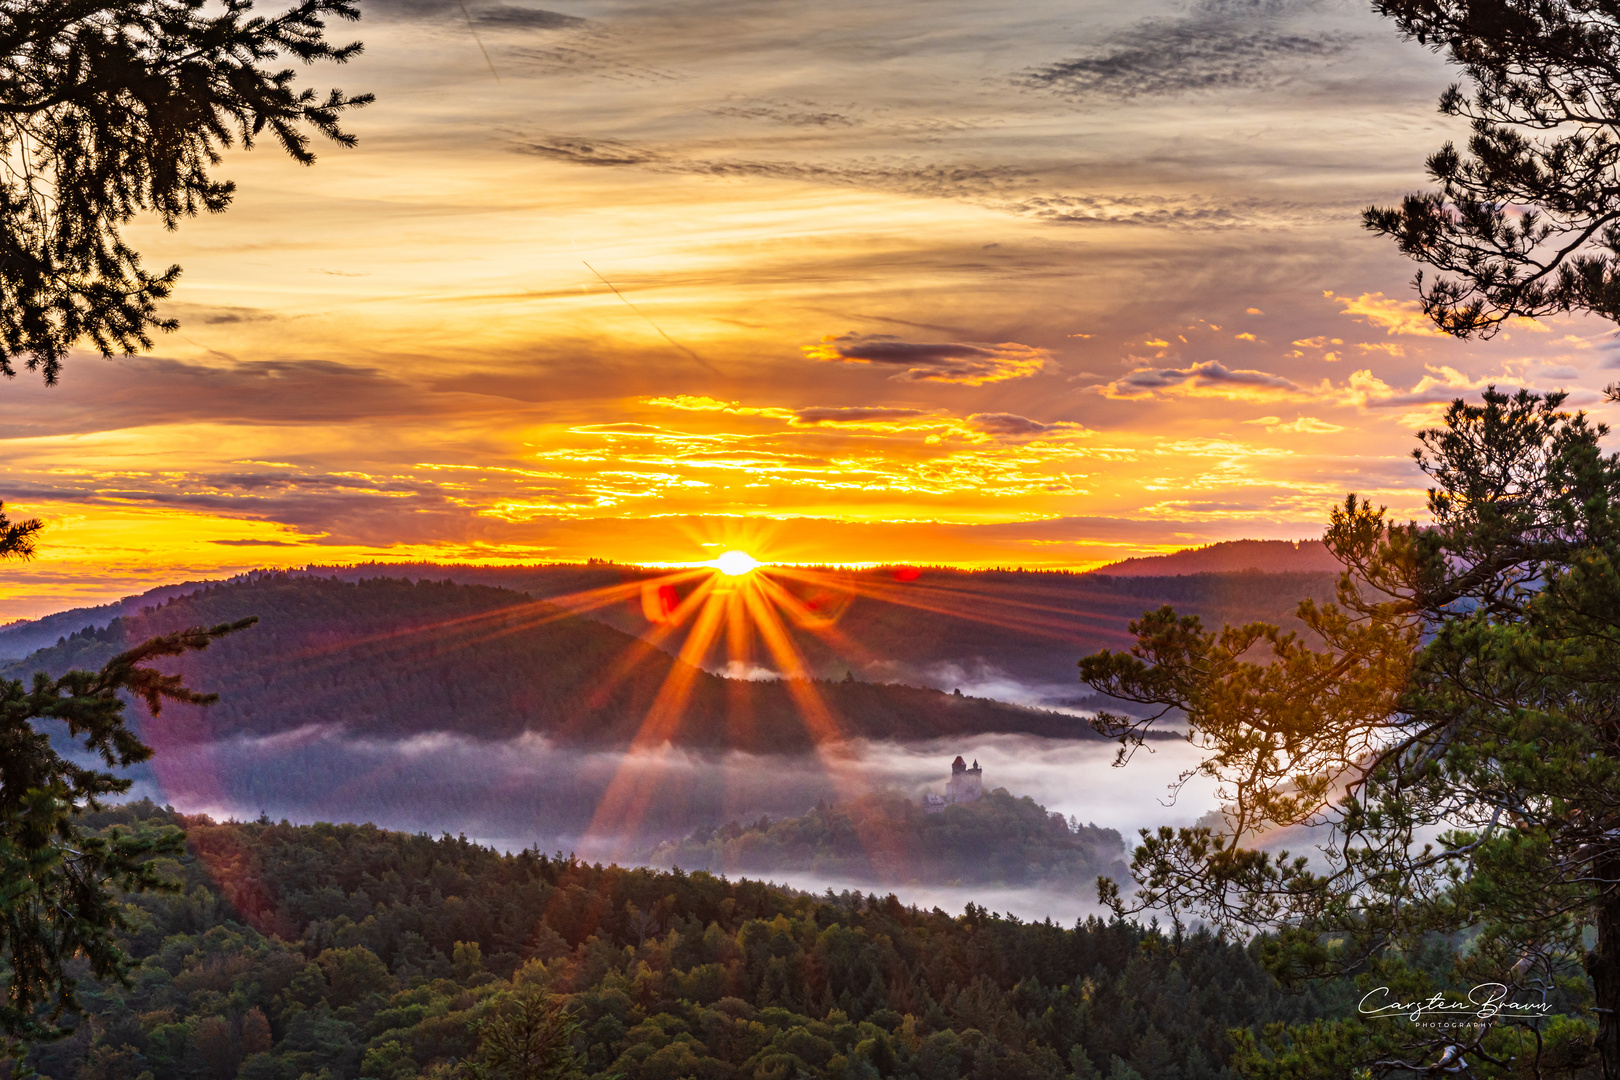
[119,730,1221,922]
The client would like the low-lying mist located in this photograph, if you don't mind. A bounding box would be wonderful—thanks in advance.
[119,731,1222,922]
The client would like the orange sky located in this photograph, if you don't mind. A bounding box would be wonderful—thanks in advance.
[2,0,1617,620]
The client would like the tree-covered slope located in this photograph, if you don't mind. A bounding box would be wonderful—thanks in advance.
[0,574,1105,751]
[0,563,1340,695]
[295,562,1341,689]
[23,801,1362,1080]
[644,788,1131,888]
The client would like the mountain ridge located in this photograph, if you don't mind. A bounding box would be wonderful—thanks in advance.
[1089,538,1340,576]
[0,559,1343,708]
[2,573,1117,752]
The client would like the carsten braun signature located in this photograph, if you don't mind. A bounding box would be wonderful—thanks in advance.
[1359,984,1554,1022]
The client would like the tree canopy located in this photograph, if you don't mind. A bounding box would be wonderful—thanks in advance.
[0,0,370,382]
[647,789,1129,889]
[0,506,255,1051]
[1366,0,1620,336]
[1080,387,1620,1076]
[17,801,1386,1080]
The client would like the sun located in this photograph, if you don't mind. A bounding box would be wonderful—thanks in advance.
[712,550,761,576]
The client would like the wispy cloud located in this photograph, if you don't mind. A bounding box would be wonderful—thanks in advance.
[792,406,935,424]
[1024,0,1353,100]
[804,334,1052,384]
[516,135,1027,199]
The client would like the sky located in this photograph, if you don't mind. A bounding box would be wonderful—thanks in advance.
[3,0,1619,619]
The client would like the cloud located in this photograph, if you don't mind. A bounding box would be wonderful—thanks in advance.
[359,0,584,28]
[517,136,661,168]
[0,471,503,547]
[1004,192,1334,231]
[1326,291,1446,337]
[517,136,1026,200]
[1092,360,1302,400]
[643,396,794,420]
[0,356,468,441]
[1336,365,1513,410]
[1023,1,1351,100]
[792,406,934,425]
[709,102,858,128]
[473,5,584,29]
[210,538,306,547]
[966,413,1088,440]
[803,334,1050,385]
[570,423,705,437]
[1265,417,1344,434]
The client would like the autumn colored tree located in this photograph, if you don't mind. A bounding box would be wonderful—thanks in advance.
[1080,388,1620,1076]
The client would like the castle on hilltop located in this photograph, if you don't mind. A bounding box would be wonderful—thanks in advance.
[924,755,983,813]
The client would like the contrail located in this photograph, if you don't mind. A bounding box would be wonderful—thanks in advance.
[456,0,501,83]
[583,261,722,375]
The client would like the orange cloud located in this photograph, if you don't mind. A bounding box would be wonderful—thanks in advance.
[1326,290,1445,337]
[1265,416,1344,434]
[790,406,938,426]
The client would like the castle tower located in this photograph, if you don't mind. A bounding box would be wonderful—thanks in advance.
[945,755,983,804]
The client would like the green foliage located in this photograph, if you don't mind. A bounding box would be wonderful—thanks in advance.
[465,992,585,1080]
[20,801,1375,1080]
[0,0,370,382]
[648,789,1129,888]
[0,502,42,561]
[1079,388,1620,1076]
[0,510,254,1052]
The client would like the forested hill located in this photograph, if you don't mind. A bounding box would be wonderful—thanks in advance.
[0,562,1340,694]
[644,788,1131,888]
[0,574,1105,751]
[24,800,1359,1080]
[243,561,1340,689]
[1091,539,1340,577]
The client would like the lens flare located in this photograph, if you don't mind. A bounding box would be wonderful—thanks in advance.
[713,550,761,576]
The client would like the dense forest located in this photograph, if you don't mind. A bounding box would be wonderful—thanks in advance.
[16,801,1366,1080]
[300,565,1340,691]
[644,790,1130,888]
[0,565,1339,695]
[0,575,1118,752]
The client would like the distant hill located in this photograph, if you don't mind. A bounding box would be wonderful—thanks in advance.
[287,562,1342,690]
[1090,539,1341,576]
[643,787,1131,887]
[0,578,226,659]
[1,574,1108,752]
[0,560,1342,704]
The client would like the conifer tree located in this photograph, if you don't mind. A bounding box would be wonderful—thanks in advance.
[0,0,370,382]
[0,505,254,1051]
[1080,388,1620,1076]
[1367,0,1620,336]
[467,991,585,1080]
